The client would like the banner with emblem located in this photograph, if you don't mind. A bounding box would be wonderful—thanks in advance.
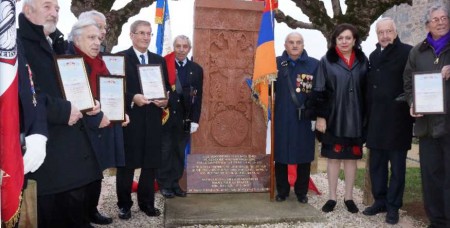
[0,0,24,227]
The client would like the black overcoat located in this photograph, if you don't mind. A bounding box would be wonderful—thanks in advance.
[17,13,102,195]
[118,47,170,168]
[366,37,413,151]
[314,47,368,144]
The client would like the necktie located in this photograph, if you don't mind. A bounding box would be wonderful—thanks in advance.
[140,54,146,64]
[47,37,53,50]
[178,60,184,67]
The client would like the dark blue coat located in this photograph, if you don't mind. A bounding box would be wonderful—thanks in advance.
[274,50,318,164]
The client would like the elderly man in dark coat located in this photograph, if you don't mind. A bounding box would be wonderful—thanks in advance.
[274,32,318,204]
[17,0,103,227]
[363,18,413,225]
[115,20,170,220]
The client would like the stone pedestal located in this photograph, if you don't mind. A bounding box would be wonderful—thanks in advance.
[187,0,267,192]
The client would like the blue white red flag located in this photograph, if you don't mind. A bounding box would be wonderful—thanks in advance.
[155,0,172,56]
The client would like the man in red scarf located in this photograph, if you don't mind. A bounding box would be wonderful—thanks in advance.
[158,35,203,198]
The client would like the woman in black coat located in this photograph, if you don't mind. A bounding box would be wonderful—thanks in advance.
[314,23,368,214]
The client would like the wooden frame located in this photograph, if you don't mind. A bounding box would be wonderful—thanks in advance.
[413,70,446,114]
[98,75,126,122]
[55,55,94,112]
[102,54,125,76]
[137,64,167,100]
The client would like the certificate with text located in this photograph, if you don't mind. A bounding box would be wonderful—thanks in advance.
[102,54,125,76]
[138,64,167,100]
[98,76,125,122]
[55,56,94,112]
[413,71,446,114]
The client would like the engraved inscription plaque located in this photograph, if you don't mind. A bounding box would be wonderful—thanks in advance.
[187,154,269,193]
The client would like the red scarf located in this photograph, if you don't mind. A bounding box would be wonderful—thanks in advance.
[74,46,109,98]
[164,51,177,86]
[335,47,355,69]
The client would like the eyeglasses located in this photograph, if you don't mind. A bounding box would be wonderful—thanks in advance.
[133,31,153,37]
[429,16,449,24]
[377,29,394,36]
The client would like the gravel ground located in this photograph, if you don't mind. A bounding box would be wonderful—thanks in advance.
[94,172,427,228]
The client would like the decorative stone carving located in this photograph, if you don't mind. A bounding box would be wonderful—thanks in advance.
[192,0,266,154]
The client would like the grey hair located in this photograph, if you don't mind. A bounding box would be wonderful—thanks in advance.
[284,32,304,43]
[21,0,35,10]
[130,20,151,33]
[376,17,397,33]
[173,35,191,48]
[68,18,99,42]
[423,4,449,24]
[78,10,106,22]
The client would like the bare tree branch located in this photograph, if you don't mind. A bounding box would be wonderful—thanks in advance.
[277,0,412,45]
[274,10,315,30]
[331,0,342,17]
[70,0,156,52]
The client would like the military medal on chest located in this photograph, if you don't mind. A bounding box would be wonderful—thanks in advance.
[296,75,301,93]
[296,74,314,93]
[26,64,37,107]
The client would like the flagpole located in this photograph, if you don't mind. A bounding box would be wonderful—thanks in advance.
[269,80,275,201]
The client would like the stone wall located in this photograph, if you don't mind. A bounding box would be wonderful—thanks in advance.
[384,0,449,46]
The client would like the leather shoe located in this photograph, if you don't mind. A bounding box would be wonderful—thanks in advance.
[386,209,399,225]
[173,188,187,197]
[161,188,175,198]
[344,199,359,213]
[90,211,112,224]
[362,204,387,216]
[275,195,286,202]
[297,195,308,204]
[321,200,337,213]
[118,208,131,220]
[141,207,161,217]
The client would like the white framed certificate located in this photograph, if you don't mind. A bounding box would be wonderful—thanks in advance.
[55,56,94,112]
[138,64,167,100]
[102,54,125,76]
[413,71,446,114]
[98,76,125,122]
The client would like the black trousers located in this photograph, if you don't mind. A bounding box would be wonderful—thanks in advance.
[369,149,407,210]
[419,136,450,228]
[37,183,94,228]
[87,179,102,216]
[116,167,156,210]
[275,162,311,197]
[158,123,189,190]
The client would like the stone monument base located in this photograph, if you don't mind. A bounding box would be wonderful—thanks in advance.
[164,193,324,227]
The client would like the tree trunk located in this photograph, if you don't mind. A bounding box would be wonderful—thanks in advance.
[363,149,374,206]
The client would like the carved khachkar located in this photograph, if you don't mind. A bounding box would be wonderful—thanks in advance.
[192,0,266,155]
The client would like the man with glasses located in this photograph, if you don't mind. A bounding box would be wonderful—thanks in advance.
[363,18,413,225]
[403,4,450,228]
[115,20,170,220]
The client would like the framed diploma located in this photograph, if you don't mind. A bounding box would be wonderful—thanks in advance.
[413,71,446,114]
[98,76,125,122]
[55,56,94,112]
[138,64,167,100]
[102,54,125,76]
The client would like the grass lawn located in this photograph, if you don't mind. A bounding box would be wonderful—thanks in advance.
[339,167,422,203]
[339,167,426,222]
